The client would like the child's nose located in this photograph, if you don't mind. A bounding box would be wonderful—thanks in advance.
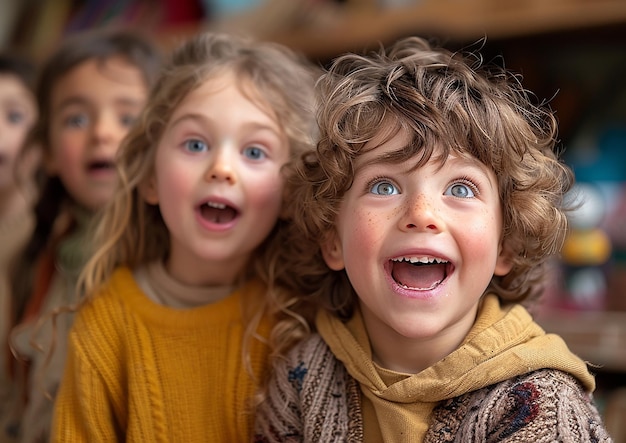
[92,112,117,144]
[400,193,441,232]
[205,149,236,184]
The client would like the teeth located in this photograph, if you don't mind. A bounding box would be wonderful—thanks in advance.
[206,202,226,209]
[392,256,448,264]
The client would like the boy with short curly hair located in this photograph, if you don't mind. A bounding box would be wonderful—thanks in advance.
[255,36,612,442]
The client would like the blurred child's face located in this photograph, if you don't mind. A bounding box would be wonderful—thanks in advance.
[143,72,290,285]
[321,129,513,372]
[46,57,147,211]
[0,73,37,192]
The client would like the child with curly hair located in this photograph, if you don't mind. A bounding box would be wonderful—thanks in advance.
[255,36,613,442]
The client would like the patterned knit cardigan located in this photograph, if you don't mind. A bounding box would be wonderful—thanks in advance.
[254,334,613,442]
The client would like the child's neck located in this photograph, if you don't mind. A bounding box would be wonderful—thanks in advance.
[137,260,236,308]
[164,250,249,287]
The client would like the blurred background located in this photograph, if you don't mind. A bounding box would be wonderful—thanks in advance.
[1,0,625,439]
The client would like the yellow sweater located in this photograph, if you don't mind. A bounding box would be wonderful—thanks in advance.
[52,267,273,442]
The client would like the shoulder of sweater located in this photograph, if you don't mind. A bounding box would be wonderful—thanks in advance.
[515,368,588,389]
[258,333,356,442]
[285,333,334,367]
[271,333,347,394]
[427,369,611,442]
[492,368,595,402]
[459,368,594,412]
[71,268,136,330]
[270,333,327,374]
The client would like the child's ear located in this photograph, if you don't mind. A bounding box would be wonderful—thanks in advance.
[494,241,514,276]
[321,231,345,271]
[140,174,159,205]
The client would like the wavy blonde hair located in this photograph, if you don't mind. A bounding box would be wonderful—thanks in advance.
[271,36,574,338]
[76,32,318,360]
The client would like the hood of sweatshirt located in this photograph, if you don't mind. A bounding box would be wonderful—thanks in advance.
[317,293,595,405]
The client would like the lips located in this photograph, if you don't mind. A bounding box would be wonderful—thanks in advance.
[87,159,115,173]
[199,201,238,224]
[390,256,450,290]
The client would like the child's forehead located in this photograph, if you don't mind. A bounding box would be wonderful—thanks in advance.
[55,57,146,93]
[355,128,418,170]
[198,70,277,116]
[167,70,284,138]
[361,125,411,155]
[0,73,35,103]
[88,55,146,82]
[50,58,148,109]
[356,125,490,173]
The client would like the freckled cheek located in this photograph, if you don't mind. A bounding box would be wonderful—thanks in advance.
[389,204,404,220]
[341,209,385,264]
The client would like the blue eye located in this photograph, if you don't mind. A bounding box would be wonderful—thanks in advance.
[8,110,25,124]
[370,180,398,196]
[65,114,88,128]
[445,182,475,198]
[184,139,207,153]
[244,146,266,160]
[120,114,137,128]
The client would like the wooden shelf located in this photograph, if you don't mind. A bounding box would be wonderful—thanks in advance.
[536,309,626,373]
[263,0,626,60]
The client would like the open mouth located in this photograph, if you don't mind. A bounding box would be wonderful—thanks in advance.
[390,256,450,290]
[87,160,115,173]
[199,201,239,224]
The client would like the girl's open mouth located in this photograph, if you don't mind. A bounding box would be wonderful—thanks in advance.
[87,160,115,173]
[199,201,239,224]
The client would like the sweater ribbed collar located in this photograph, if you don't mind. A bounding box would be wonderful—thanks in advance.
[134,260,235,309]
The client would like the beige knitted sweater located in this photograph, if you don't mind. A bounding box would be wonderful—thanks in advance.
[255,295,613,442]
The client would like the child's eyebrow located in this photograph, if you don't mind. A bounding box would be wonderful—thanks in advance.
[112,97,144,107]
[4,97,32,109]
[55,96,142,111]
[54,96,89,111]
[168,112,282,136]
[446,155,496,188]
[446,154,488,170]
[167,113,203,128]
[356,146,411,170]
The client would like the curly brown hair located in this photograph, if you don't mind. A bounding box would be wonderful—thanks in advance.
[270,36,574,341]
